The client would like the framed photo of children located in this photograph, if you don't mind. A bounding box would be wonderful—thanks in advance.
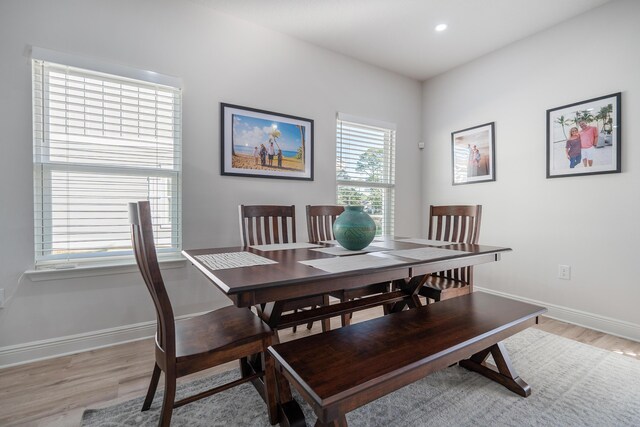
[221,103,314,180]
[451,122,496,185]
[546,92,621,179]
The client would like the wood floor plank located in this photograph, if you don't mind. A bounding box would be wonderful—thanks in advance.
[0,308,638,426]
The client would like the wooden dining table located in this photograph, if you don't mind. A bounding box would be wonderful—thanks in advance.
[182,237,511,424]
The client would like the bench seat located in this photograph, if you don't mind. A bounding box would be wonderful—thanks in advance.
[268,292,546,426]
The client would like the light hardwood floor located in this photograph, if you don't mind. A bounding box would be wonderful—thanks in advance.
[1,308,639,427]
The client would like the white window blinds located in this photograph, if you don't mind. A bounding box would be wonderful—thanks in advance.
[32,59,182,268]
[336,114,396,236]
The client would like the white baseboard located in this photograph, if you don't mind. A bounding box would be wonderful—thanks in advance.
[3,291,638,369]
[476,287,640,343]
[0,311,208,369]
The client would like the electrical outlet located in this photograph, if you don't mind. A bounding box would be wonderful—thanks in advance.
[0,288,4,308]
[558,265,571,280]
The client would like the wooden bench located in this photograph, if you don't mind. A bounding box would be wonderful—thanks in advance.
[268,292,546,426]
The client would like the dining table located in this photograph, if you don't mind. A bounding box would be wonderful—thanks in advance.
[182,236,512,424]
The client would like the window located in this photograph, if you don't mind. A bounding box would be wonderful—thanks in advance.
[32,54,182,269]
[336,113,396,236]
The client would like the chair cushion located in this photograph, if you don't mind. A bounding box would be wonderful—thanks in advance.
[175,306,272,359]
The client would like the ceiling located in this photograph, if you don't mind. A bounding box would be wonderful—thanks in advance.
[196,0,615,81]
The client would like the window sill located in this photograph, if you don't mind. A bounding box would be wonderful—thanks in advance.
[24,256,186,282]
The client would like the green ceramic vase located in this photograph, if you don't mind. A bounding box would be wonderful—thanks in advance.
[333,205,376,250]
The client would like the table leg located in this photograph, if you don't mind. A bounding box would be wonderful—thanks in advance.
[388,276,424,313]
[260,302,308,425]
[240,352,278,425]
[261,301,285,329]
[459,341,531,397]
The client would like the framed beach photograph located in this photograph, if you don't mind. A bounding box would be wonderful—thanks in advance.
[546,92,621,178]
[451,122,495,185]
[221,103,314,180]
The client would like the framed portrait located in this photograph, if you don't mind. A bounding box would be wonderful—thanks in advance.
[546,92,621,178]
[451,122,495,185]
[221,103,314,180]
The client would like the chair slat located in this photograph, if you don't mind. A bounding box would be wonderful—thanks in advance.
[262,216,271,244]
[452,216,459,242]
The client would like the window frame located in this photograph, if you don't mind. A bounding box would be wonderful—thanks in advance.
[30,48,183,271]
[336,113,396,236]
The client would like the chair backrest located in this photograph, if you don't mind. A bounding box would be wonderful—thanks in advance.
[306,205,345,243]
[129,201,175,357]
[428,205,482,244]
[239,205,296,246]
[428,205,482,283]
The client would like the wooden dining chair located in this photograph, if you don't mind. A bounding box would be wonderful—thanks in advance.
[130,201,277,427]
[418,205,482,303]
[239,204,329,332]
[305,204,344,243]
[306,204,391,327]
[239,204,297,246]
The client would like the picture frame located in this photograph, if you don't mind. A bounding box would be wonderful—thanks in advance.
[451,122,496,185]
[546,92,621,178]
[221,103,314,180]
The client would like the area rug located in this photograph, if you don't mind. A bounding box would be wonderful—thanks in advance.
[82,329,640,426]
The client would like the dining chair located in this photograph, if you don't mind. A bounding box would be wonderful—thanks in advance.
[239,204,330,332]
[239,204,297,245]
[418,204,482,303]
[305,204,344,243]
[130,201,277,427]
[305,204,391,327]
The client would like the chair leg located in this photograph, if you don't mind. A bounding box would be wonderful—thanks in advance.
[159,370,176,427]
[340,298,352,327]
[306,309,314,330]
[142,363,161,411]
[292,309,298,333]
[321,295,331,332]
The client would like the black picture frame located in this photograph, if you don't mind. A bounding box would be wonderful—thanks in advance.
[221,103,314,181]
[451,122,496,185]
[546,92,621,178]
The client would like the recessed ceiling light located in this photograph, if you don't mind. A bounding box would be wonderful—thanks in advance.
[435,24,447,32]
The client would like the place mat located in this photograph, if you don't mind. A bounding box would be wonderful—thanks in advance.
[194,252,277,270]
[385,247,468,261]
[368,240,401,249]
[300,254,406,273]
[250,242,322,251]
[395,238,451,246]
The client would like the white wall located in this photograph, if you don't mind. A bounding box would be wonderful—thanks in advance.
[0,0,422,363]
[422,0,640,339]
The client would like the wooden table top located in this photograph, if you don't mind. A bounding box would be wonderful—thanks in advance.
[183,237,511,307]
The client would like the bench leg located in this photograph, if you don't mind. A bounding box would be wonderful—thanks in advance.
[274,364,306,427]
[459,341,531,397]
[315,414,348,427]
[278,400,307,427]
